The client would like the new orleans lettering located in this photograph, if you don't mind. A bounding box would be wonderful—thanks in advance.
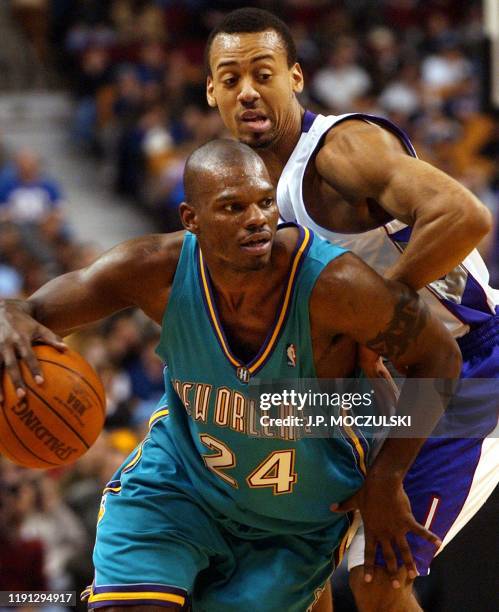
[171,379,297,440]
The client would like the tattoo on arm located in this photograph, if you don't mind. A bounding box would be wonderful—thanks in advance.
[365,286,429,359]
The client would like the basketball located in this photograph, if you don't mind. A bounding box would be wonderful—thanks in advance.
[0,345,106,469]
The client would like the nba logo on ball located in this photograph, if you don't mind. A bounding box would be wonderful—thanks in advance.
[286,343,297,367]
[236,367,250,383]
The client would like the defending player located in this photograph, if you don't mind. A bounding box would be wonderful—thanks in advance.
[204,8,499,611]
[0,140,460,611]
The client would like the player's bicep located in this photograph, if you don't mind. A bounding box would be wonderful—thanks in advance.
[318,123,404,199]
[316,255,449,371]
[358,280,432,369]
[351,277,459,374]
[28,250,135,336]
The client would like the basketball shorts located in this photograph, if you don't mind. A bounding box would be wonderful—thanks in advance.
[348,314,499,575]
[84,405,350,611]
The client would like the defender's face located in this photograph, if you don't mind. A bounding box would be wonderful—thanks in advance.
[193,160,279,271]
[207,31,303,148]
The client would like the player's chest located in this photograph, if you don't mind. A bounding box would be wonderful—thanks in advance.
[217,310,274,364]
[301,164,392,233]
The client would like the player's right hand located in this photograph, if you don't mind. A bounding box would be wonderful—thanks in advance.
[332,472,442,588]
[0,300,66,401]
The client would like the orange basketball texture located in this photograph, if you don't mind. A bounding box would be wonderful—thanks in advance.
[0,345,106,469]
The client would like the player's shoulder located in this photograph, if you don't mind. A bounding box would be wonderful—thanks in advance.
[94,230,185,288]
[317,118,405,171]
[314,250,367,292]
[311,249,386,312]
[119,230,185,263]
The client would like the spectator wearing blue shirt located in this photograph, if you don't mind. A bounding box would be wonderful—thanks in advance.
[0,150,63,226]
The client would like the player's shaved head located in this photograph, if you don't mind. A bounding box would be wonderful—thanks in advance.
[183,139,269,206]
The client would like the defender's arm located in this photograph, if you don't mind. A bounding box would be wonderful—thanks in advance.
[316,120,492,290]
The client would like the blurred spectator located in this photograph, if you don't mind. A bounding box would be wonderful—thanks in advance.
[72,47,113,149]
[0,464,47,590]
[11,0,50,64]
[365,26,401,91]
[136,41,167,85]
[421,43,472,102]
[459,166,498,262]
[20,473,87,590]
[311,37,371,112]
[0,149,66,233]
[126,330,164,402]
[379,62,422,116]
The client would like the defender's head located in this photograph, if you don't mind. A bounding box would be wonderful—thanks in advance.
[205,8,303,149]
[180,139,278,272]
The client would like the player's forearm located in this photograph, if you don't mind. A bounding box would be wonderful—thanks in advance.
[385,192,492,290]
[370,346,461,482]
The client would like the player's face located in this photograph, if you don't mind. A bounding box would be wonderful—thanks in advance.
[207,31,303,148]
[187,161,279,272]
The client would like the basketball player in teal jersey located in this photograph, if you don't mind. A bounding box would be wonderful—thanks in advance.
[205,9,498,611]
[0,140,460,611]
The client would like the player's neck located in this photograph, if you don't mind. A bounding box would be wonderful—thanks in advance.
[203,243,289,313]
[207,261,277,306]
[257,103,304,184]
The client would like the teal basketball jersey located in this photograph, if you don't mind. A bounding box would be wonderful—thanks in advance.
[156,224,369,534]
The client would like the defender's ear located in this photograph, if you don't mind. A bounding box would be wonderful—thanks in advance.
[291,63,304,94]
[206,76,217,108]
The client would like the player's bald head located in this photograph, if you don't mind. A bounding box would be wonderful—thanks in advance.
[183,139,270,206]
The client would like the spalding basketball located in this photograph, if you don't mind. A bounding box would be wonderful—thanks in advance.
[0,345,106,469]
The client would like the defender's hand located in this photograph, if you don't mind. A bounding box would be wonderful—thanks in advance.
[359,345,396,381]
[331,475,441,588]
[0,301,66,401]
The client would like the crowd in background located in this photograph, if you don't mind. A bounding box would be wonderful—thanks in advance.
[0,0,498,609]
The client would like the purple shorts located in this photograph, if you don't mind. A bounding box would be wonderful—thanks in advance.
[349,314,499,575]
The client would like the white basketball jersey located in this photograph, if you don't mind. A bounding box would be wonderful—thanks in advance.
[277,111,498,338]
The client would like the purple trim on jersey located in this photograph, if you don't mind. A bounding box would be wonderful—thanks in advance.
[389,226,412,242]
[332,112,417,157]
[442,302,493,327]
[89,599,181,609]
[461,272,493,314]
[302,110,316,133]
[387,212,494,324]
[197,224,313,376]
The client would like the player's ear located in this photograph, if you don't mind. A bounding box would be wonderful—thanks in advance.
[290,63,304,94]
[179,202,199,234]
[206,76,217,108]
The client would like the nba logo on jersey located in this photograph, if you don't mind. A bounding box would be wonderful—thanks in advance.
[286,343,297,367]
[236,367,250,383]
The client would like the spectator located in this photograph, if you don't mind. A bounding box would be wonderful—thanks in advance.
[379,62,422,116]
[421,43,472,101]
[311,37,371,112]
[0,465,47,591]
[0,149,66,232]
[20,474,87,590]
